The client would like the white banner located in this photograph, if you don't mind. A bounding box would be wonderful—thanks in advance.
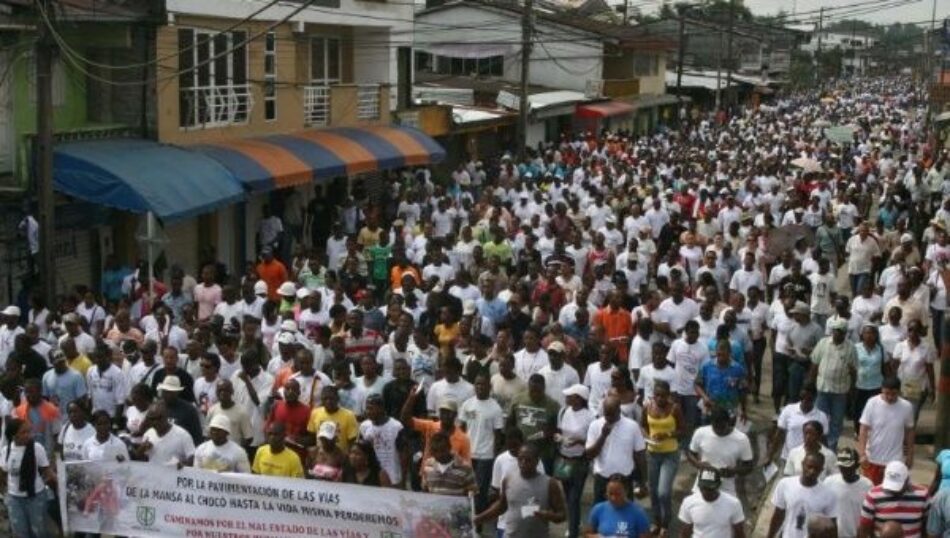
[58,460,474,538]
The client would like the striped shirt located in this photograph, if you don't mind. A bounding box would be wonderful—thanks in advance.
[860,483,930,537]
[421,456,476,496]
[344,329,384,361]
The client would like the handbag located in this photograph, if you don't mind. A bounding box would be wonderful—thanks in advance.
[553,456,577,480]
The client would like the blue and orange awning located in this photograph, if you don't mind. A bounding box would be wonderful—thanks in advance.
[193,125,446,192]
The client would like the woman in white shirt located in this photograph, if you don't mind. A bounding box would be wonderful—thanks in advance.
[556,384,595,538]
[0,417,56,538]
[57,401,95,462]
[81,410,130,463]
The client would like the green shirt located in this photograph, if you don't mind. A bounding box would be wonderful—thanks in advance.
[482,240,513,265]
[506,392,559,458]
[366,244,392,281]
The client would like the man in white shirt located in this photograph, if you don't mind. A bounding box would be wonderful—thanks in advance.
[729,252,764,301]
[678,469,746,538]
[513,328,549,382]
[767,384,829,462]
[137,402,196,467]
[766,452,838,538]
[667,320,709,434]
[823,447,872,538]
[193,415,251,473]
[458,374,504,514]
[857,377,915,482]
[0,305,23,369]
[538,341,579,405]
[585,396,647,504]
[687,407,754,497]
[87,342,129,422]
[656,281,699,343]
[425,357,474,416]
[231,351,274,448]
[845,223,881,297]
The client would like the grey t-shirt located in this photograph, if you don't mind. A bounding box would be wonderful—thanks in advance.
[787,322,823,361]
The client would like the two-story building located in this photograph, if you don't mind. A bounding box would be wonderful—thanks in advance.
[5,0,444,301]
[414,0,676,150]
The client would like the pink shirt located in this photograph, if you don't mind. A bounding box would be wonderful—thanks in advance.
[193,283,222,321]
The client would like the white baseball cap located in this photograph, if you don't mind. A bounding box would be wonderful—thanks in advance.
[253,280,268,295]
[562,384,590,401]
[208,414,231,434]
[882,460,909,492]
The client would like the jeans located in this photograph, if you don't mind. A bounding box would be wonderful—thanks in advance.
[812,313,829,332]
[772,353,790,411]
[556,458,589,538]
[816,391,848,450]
[6,492,51,538]
[647,450,679,529]
[676,394,700,444]
[853,387,879,433]
[472,458,494,514]
[932,309,945,351]
[751,338,766,397]
[786,359,810,404]
[849,272,870,297]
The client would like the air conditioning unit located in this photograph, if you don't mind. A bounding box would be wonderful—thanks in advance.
[585,79,604,99]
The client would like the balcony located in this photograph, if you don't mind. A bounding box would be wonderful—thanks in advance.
[180,85,253,129]
[304,84,389,127]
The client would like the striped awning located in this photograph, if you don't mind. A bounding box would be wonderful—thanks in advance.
[193,125,446,192]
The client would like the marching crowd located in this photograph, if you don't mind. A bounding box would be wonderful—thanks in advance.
[1,76,950,538]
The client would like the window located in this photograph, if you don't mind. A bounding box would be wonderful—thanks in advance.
[178,28,250,128]
[430,55,503,77]
[264,31,276,121]
[632,54,659,77]
[311,36,341,84]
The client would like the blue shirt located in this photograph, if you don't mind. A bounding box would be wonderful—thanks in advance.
[588,500,650,537]
[696,359,747,410]
[855,342,885,391]
[41,368,87,412]
[476,298,507,325]
[707,338,745,366]
[937,449,950,492]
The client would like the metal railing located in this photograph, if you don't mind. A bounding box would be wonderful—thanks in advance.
[357,84,380,120]
[304,85,331,126]
[181,84,252,128]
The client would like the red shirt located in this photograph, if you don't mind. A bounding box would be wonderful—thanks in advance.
[256,259,288,300]
[266,400,311,441]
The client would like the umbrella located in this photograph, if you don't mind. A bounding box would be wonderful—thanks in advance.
[765,224,815,258]
[790,157,823,174]
[813,119,832,128]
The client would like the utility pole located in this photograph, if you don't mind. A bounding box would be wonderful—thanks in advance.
[35,0,56,307]
[518,0,533,159]
[927,0,937,85]
[715,28,723,111]
[816,7,824,88]
[623,0,630,24]
[676,15,686,96]
[725,0,735,110]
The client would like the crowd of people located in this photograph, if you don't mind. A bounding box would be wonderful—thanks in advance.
[0,76,949,538]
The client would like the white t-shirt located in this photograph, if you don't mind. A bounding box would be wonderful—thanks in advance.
[359,418,404,485]
[194,440,251,473]
[808,272,836,315]
[858,395,914,465]
[143,424,196,466]
[677,490,745,537]
[822,474,872,538]
[667,338,710,395]
[585,416,646,477]
[783,445,838,481]
[491,450,545,531]
[636,363,676,402]
[539,365,580,406]
[657,298,700,335]
[426,379,475,415]
[688,426,753,495]
[0,442,49,496]
[81,434,130,463]
[459,396,505,460]
[58,422,96,462]
[558,406,595,458]
[584,363,616,413]
[628,335,652,371]
[729,268,764,298]
[776,403,830,458]
[771,476,838,538]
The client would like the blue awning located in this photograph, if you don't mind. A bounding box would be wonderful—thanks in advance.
[54,139,245,222]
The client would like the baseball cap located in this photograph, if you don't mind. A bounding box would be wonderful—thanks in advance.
[882,461,909,492]
[547,341,566,353]
[280,320,298,333]
[1,305,19,317]
[295,287,310,300]
[438,398,458,413]
[276,331,296,345]
[277,281,297,297]
[697,468,722,489]
[836,447,859,469]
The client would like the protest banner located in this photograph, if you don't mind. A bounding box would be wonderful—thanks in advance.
[58,460,474,538]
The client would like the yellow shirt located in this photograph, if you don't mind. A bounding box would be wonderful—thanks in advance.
[252,445,303,478]
[68,355,93,377]
[306,407,358,452]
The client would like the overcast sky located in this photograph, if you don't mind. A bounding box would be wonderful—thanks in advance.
[741,0,943,26]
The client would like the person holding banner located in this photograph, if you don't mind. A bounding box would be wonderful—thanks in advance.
[252,422,304,478]
[136,401,195,468]
[194,415,251,474]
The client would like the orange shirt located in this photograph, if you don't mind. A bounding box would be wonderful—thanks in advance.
[594,306,633,362]
[410,418,471,465]
[390,265,421,291]
[257,260,288,300]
